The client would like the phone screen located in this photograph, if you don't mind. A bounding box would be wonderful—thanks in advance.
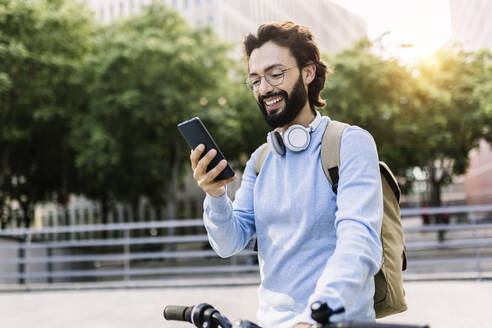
[177,117,235,180]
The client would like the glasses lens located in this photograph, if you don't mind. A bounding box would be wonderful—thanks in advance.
[265,70,284,86]
[245,68,288,91]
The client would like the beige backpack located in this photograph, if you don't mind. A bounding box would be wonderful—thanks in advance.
[254,120,407,318]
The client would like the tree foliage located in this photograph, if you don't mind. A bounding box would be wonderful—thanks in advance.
[2,1,491,228]
[322,40,492,204]
[71,2,236,220]
[322,40,423,178]
[0,0,95,227]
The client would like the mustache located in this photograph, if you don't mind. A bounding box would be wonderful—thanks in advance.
[258,91,288,104]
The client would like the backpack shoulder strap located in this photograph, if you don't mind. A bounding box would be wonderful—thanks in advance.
[254,143,270,175]
[321,120,350,194]
[379,161,401,202]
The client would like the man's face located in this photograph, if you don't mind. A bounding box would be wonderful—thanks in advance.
[248,41,308,128]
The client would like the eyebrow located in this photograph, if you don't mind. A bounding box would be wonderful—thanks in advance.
[248,63,285,77]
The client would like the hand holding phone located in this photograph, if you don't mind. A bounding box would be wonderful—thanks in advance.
[178,117,236,197]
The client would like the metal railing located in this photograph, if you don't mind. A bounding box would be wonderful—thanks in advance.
[0,205,491,289]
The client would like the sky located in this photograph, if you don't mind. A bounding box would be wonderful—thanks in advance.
[330,0,452,61]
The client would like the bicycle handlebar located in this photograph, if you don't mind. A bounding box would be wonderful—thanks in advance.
[163,304,429,328]
[164,303,232,328]
[163,305,193,323]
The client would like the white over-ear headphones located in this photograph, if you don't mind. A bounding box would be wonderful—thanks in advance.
[267,111,322,156]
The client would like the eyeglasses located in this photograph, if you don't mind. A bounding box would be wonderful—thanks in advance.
[245,66,297,91]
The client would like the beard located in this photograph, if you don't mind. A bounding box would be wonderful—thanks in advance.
[257,74,308,129]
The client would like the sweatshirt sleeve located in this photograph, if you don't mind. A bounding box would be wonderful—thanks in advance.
[202,147,261,258]
[297,127,383,323]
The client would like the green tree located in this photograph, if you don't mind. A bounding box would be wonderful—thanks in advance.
[0,0,95,227]
[322,40,426,184]
[415,48,492,206]
[322,40,492,206]
[72,2,234,222]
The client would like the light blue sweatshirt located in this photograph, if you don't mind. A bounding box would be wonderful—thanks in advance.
[203,116,383,328]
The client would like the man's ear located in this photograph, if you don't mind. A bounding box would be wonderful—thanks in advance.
[303,63,316,84]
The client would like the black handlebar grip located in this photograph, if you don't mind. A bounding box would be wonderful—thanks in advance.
[163,305,193,323]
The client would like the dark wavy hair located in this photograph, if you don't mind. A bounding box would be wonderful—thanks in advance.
[243,21,330,111]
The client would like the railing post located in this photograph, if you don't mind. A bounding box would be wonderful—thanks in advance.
[68,208,75,240]
[18,238,25,285]
[24,231,32,285]
[124,229,130,281]
[47,246,53,283]
[470,215,482,280]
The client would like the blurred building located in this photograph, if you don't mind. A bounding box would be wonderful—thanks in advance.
[449,0,492,205]
[449,0,492,51]
[465,140,492,204]
[80,0,367,54]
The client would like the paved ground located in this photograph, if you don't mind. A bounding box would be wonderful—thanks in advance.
[1,280,491,328]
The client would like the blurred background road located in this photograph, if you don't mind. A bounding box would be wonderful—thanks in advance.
[1,280,491,328]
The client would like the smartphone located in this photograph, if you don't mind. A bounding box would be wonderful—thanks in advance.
[177,117,235,180]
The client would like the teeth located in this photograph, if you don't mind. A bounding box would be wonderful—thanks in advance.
[265,97,282,106]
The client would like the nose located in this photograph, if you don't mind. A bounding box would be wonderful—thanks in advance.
[258,76,274,95]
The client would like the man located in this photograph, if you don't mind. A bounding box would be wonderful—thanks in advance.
[189,22,383,328]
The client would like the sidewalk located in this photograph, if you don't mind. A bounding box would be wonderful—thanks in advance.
[1,280,491,328]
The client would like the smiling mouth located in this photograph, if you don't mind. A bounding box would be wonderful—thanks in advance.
[264,96,283,106]
[263,96,285,113]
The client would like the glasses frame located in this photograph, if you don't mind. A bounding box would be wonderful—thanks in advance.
[245,66,298,91]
